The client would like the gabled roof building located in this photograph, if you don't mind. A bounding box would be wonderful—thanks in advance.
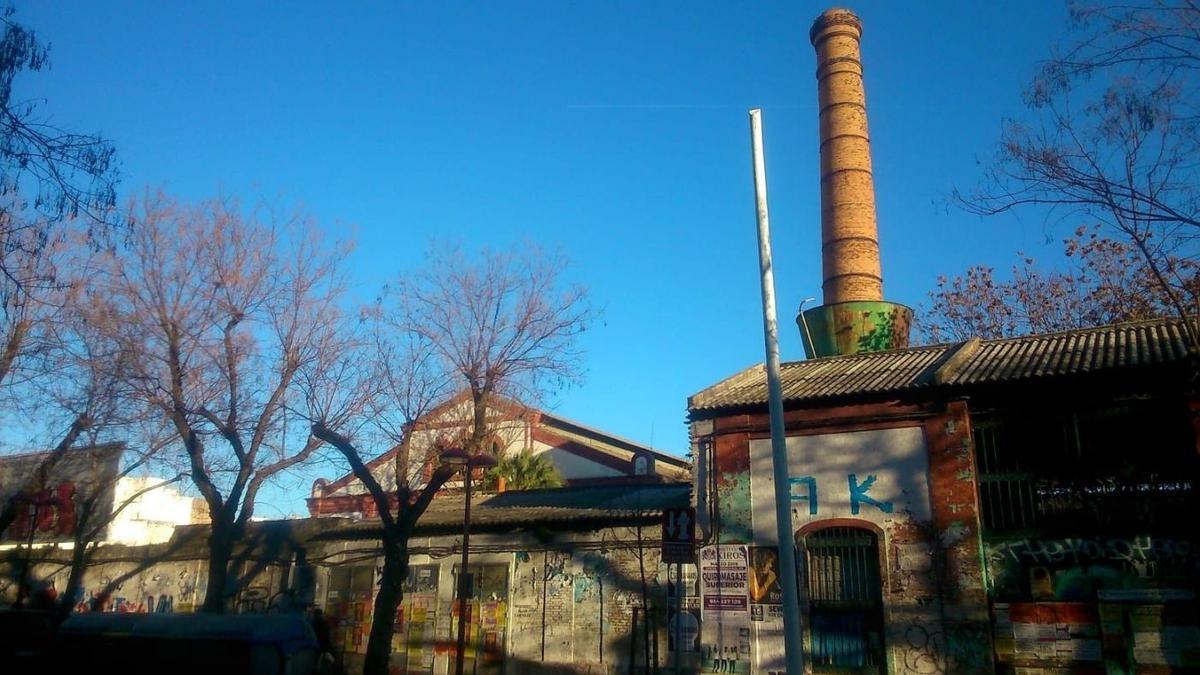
[689,317,1198,674]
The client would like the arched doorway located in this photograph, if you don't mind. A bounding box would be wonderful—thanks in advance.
[800,526,886,673]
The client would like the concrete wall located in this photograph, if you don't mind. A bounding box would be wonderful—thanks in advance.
[0,444,123,543]
[317,528,685,674]
[0,547,209,613]
[107,476,206,545]
[0,520,689,675]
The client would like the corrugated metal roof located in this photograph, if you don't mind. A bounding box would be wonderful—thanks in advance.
[941,318,1191,385]
[689,318,1193,413]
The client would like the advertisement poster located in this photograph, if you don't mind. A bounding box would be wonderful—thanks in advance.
[701,545,749,612]
[700,545,751,674]
[748,547,786,673]
[748,547,782,606]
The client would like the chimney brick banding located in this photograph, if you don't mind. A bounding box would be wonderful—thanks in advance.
[811,8,884,304]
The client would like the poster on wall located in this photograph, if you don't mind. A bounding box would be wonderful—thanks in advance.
[668,607,701,652]
[748,547,782,606]
[701,545,749,612]
[668,564,698,601]
[748,547,786,673]
[700,545,751,674]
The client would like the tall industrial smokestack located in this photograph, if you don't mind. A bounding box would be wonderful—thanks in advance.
[798,8,912,358]
[812,9,881,304]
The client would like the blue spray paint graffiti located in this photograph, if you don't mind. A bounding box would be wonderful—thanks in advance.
[848,474,893,515]
[789,477,818,515]
[787,474,895,516]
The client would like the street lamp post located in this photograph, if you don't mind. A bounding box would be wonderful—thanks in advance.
[440,448,498,675]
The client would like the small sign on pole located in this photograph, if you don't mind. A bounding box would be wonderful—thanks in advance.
[661,507,696,564]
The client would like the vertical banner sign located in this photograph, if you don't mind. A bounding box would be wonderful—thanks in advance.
[661,507,696,564]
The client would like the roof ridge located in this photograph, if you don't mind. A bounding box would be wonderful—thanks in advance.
[690,315,1191,414]
[977,315,1192,346]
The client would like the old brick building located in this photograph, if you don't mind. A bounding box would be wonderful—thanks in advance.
[689,317,1199,673]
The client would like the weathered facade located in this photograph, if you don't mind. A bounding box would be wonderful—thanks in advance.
[0,483,694,675]
[310,393,689,518]
[689,318,1199,674]
[0,443,206,549]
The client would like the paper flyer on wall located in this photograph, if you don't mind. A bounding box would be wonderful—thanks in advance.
[700,545,751,673]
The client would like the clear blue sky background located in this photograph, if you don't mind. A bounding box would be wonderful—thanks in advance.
[20,1,1072,516]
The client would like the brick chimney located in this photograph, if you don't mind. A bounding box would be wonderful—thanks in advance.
[799,8,912,358]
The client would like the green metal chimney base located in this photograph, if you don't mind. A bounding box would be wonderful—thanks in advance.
[798,300,914,359]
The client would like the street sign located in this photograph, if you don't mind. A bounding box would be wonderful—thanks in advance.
[661,507,696,563]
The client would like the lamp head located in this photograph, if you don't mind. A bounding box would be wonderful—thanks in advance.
[472,452,498,469]
[440,447,468,467]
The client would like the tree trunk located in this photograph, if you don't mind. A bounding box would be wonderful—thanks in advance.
[202,527,235,613]
[57,538,91,619]
[363,534,409,675]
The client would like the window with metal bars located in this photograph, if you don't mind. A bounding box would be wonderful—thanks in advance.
[974,399,1197,536]
[802,527,885,673]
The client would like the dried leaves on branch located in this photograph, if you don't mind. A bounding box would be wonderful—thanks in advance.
[393,245,591,451]
[921,226,1199,342]
[956,0,1200,345]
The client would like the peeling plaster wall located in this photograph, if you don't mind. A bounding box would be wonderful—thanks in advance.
[695,405,991,675]
[2,522,692,675]
[749,426,947,674]
[317,528,685,675]
[0,550,208,614]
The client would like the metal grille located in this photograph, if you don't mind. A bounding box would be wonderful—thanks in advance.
[805,527,885,672]
[975,403,1197,535]
[975,421,1040,531]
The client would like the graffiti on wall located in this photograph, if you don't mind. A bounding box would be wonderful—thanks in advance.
[4,483,78,539]
[748,428,929,544]
[987,536,1194,567]
[986,535,1200,601]
[787,474,895,517]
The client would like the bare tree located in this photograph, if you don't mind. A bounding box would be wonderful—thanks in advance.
[0,238,186,615]
[0,224,122,541]
[957,0,1200,349]
[307,244,591,675]
[0,7,119,293]
[397,245,591,454]
[920,225,1198,342]
[88,191,348,613]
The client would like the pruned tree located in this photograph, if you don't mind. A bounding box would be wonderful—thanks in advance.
[920,225,1199,342]
[0,7,119,292]
[956,0,1200,349]
[88,191,348,613]
[306,244,591,675]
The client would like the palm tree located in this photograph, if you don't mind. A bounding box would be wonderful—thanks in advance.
[486,448,563,490]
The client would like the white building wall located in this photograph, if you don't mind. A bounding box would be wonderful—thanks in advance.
[106,476,204,545]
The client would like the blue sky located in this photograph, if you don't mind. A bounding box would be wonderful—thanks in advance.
[20,2,1071,515]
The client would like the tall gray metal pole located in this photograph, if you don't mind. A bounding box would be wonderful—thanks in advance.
[749,108,805,674]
